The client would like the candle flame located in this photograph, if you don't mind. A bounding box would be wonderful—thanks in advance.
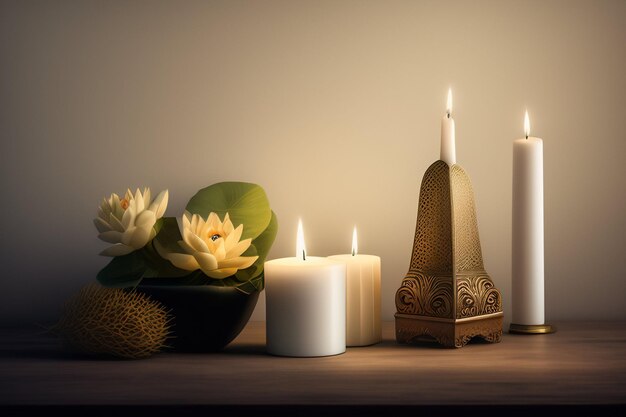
[351,226,358,256]
[446,88,452,117]
[296,219,306,260]
[524,110,530,139]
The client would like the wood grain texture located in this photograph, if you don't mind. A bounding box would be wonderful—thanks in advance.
[1,321,625,408]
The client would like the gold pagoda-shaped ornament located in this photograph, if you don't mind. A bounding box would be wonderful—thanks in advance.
[395,90,503,348]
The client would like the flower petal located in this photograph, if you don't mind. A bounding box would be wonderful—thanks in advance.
[135,210,156,228]
[190,213,200,232]
[205,268,238,279]
[225,224,243,249]
[135,189,145,213]
[193,252,219,274]
[121,203,136,229]
[223,213,234,235]
[225,238,252,259]
[178,239,197,255]
[182,211,191,225]
[101,196,110,207]
[207,212,220,230]
[218,255,258,270]
[163,252,199,271]
[94,217,112,233]
[108,213,125,232]
[199,216,210,239]
[213,240,226,261]
[126,226,152,249]
[99,201,111,218]
[149,190,168,219]
[184,229,209,253]
[100,243,134,257]
[112,194,125,219]
[121,226,136,245]
[98,230,123,244]
[143,188,151,209]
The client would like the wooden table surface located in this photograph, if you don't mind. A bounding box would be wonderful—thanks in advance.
[1,321,625,416]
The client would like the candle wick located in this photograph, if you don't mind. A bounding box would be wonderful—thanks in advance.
[446,111,451,119]
[351,248,355,256]
[525,134,529,140]
[302,250,306,261]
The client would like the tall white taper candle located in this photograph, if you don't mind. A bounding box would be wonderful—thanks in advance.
[512,111,545,325]
[440,88,456,165]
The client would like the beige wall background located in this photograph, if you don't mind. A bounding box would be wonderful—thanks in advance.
[1,0,625,328]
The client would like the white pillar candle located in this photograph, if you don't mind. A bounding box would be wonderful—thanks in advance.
[440,88,456,165]
[265,220,346,357]
[512,111,545,325]
[328,227,381,347]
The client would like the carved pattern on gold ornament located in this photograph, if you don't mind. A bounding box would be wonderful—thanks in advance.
[456,274,502,319]
[395,273,453,318]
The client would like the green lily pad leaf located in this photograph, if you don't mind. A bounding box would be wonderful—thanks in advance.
[251,210,278,259]
[234,263,262,283]
[206,274,264,294]
[185,182,271,241]
[141,241,190,279]
[97,251,146,288]
[138,216,191,279]
[235,273,264,294]
[234,211,278,283]
[153,217,183,253]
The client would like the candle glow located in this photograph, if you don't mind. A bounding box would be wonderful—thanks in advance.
[524,110,530,139]
[446,88,453,117]
[351,226,358,256]
[296,219,306,260]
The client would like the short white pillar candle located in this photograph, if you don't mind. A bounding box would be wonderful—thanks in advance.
[265,220,346,357]
[328,227,381,346]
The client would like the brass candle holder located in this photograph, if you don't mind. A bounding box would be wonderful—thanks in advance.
[395,160,503,348]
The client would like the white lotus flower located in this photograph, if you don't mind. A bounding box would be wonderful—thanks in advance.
[157,211,258,279]
[94,188,169,257]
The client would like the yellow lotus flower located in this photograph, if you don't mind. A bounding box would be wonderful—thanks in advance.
[157,211,258,279]
[94,188,168,256]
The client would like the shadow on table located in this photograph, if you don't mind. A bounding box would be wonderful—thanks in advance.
[0,326,78,360]
[0,326,500,362]
[0,326,270,360]
[351,336,497,350]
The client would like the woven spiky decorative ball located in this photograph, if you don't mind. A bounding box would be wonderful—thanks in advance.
[54,283,170,359]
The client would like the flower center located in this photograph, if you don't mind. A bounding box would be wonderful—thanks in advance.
[120,198,130,210]
[211,234,221,241]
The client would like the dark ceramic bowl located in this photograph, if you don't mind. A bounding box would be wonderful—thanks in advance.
[137,282,259,352]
